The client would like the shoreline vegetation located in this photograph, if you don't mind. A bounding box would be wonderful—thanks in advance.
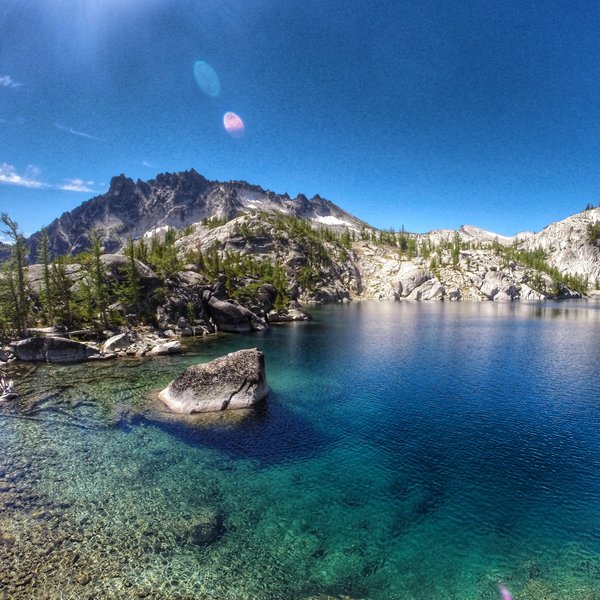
[1,200,600,366]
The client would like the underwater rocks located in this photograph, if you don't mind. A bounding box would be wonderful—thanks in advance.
[158,348,269,414]
[189,508,224,546]
[0,374,18,400]
[304,594,358,600]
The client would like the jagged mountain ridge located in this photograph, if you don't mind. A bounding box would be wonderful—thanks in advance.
[27,169,367,258]
[15,168,600,301]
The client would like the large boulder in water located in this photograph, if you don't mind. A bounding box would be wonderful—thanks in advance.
[158,348,269,413]
[11,336,98,363]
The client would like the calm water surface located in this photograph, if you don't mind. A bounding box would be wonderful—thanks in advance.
[1,300,600,599]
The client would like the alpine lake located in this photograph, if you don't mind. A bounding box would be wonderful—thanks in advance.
[2,300,600,600]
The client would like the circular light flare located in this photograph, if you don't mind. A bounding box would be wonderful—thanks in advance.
[193,60,220,97]
[223,111,244,138]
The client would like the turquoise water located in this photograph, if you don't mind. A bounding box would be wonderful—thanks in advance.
[2,301,600,599]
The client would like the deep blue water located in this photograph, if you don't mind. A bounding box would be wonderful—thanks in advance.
[2,300,600,599]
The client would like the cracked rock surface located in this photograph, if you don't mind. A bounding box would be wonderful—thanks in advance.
[158,348,269,414]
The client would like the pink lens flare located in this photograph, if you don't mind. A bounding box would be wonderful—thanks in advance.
[223,112,244,138]
[498,584,512,600]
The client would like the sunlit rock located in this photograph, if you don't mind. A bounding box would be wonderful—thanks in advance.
[205,294,268,333]
[147,341,182,356]
[102,333,131,353]
[158,348,268,414]
[11,336,98,364]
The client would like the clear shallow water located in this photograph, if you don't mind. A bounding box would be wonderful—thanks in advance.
[2,301,600,599]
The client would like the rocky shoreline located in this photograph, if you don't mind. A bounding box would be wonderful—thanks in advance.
[0,276,311,368]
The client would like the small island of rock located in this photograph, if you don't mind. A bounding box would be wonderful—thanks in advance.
[158,348,269,414]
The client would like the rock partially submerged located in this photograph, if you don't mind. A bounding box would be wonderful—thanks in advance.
[158,348,269,414]
[268,307,311,322]
[11,336,99,364]
[204,294,268,333]
[147,340,182,356]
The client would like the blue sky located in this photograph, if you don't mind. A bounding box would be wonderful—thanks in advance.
[2,0,600,238]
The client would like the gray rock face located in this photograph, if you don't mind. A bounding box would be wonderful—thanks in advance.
[397,264,432,297]
[517,207,600,284]
[100,254,158,281]
[268,307,311,322]
[158,348,269,414]
[16,169,600,308]
[11,337,97,363]
[256,283,278,312]
[407,278,444,300]
[26,169,365,259]
[102,332,131,353]
[206,296,268,333]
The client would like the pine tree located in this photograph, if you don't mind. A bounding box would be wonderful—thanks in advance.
[0,213,30,336]
[76,271,96,324]
[451,232,461,267]
[135,237,149,264]
[0,262,20,337]
[89,230,109,327]
[50,256,74,327]
[118,238,141,315]
[38,228,54,325]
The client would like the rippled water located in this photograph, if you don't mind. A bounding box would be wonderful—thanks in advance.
[2,300,600,599]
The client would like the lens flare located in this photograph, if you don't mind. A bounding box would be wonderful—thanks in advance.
[193,61,220,97]
[498,584,512,600]
[223,111,244,138]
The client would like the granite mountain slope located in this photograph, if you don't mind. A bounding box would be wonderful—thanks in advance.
[17,171,600,303]
[27,169,365,259]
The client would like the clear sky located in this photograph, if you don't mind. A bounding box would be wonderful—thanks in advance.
[2,0,600,238]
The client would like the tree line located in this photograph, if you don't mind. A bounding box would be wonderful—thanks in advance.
[0,214,293,340]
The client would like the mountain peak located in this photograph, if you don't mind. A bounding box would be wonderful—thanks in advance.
[108,173,135,195]
[24,169,365,258]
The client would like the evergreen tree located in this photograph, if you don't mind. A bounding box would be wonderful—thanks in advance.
[89,230,109,326]
[135,237,149,264]
[37,228,54,325]
[340,229,352,248]
[587,221,600,246]
[118,238,141,315]
[451,232,461,267]
[0,213,30,336]
[76,271,96,324]
[0,262,20,337]
[50,256,74,327]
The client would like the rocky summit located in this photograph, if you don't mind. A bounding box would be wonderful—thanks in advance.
[26,169,365,258]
